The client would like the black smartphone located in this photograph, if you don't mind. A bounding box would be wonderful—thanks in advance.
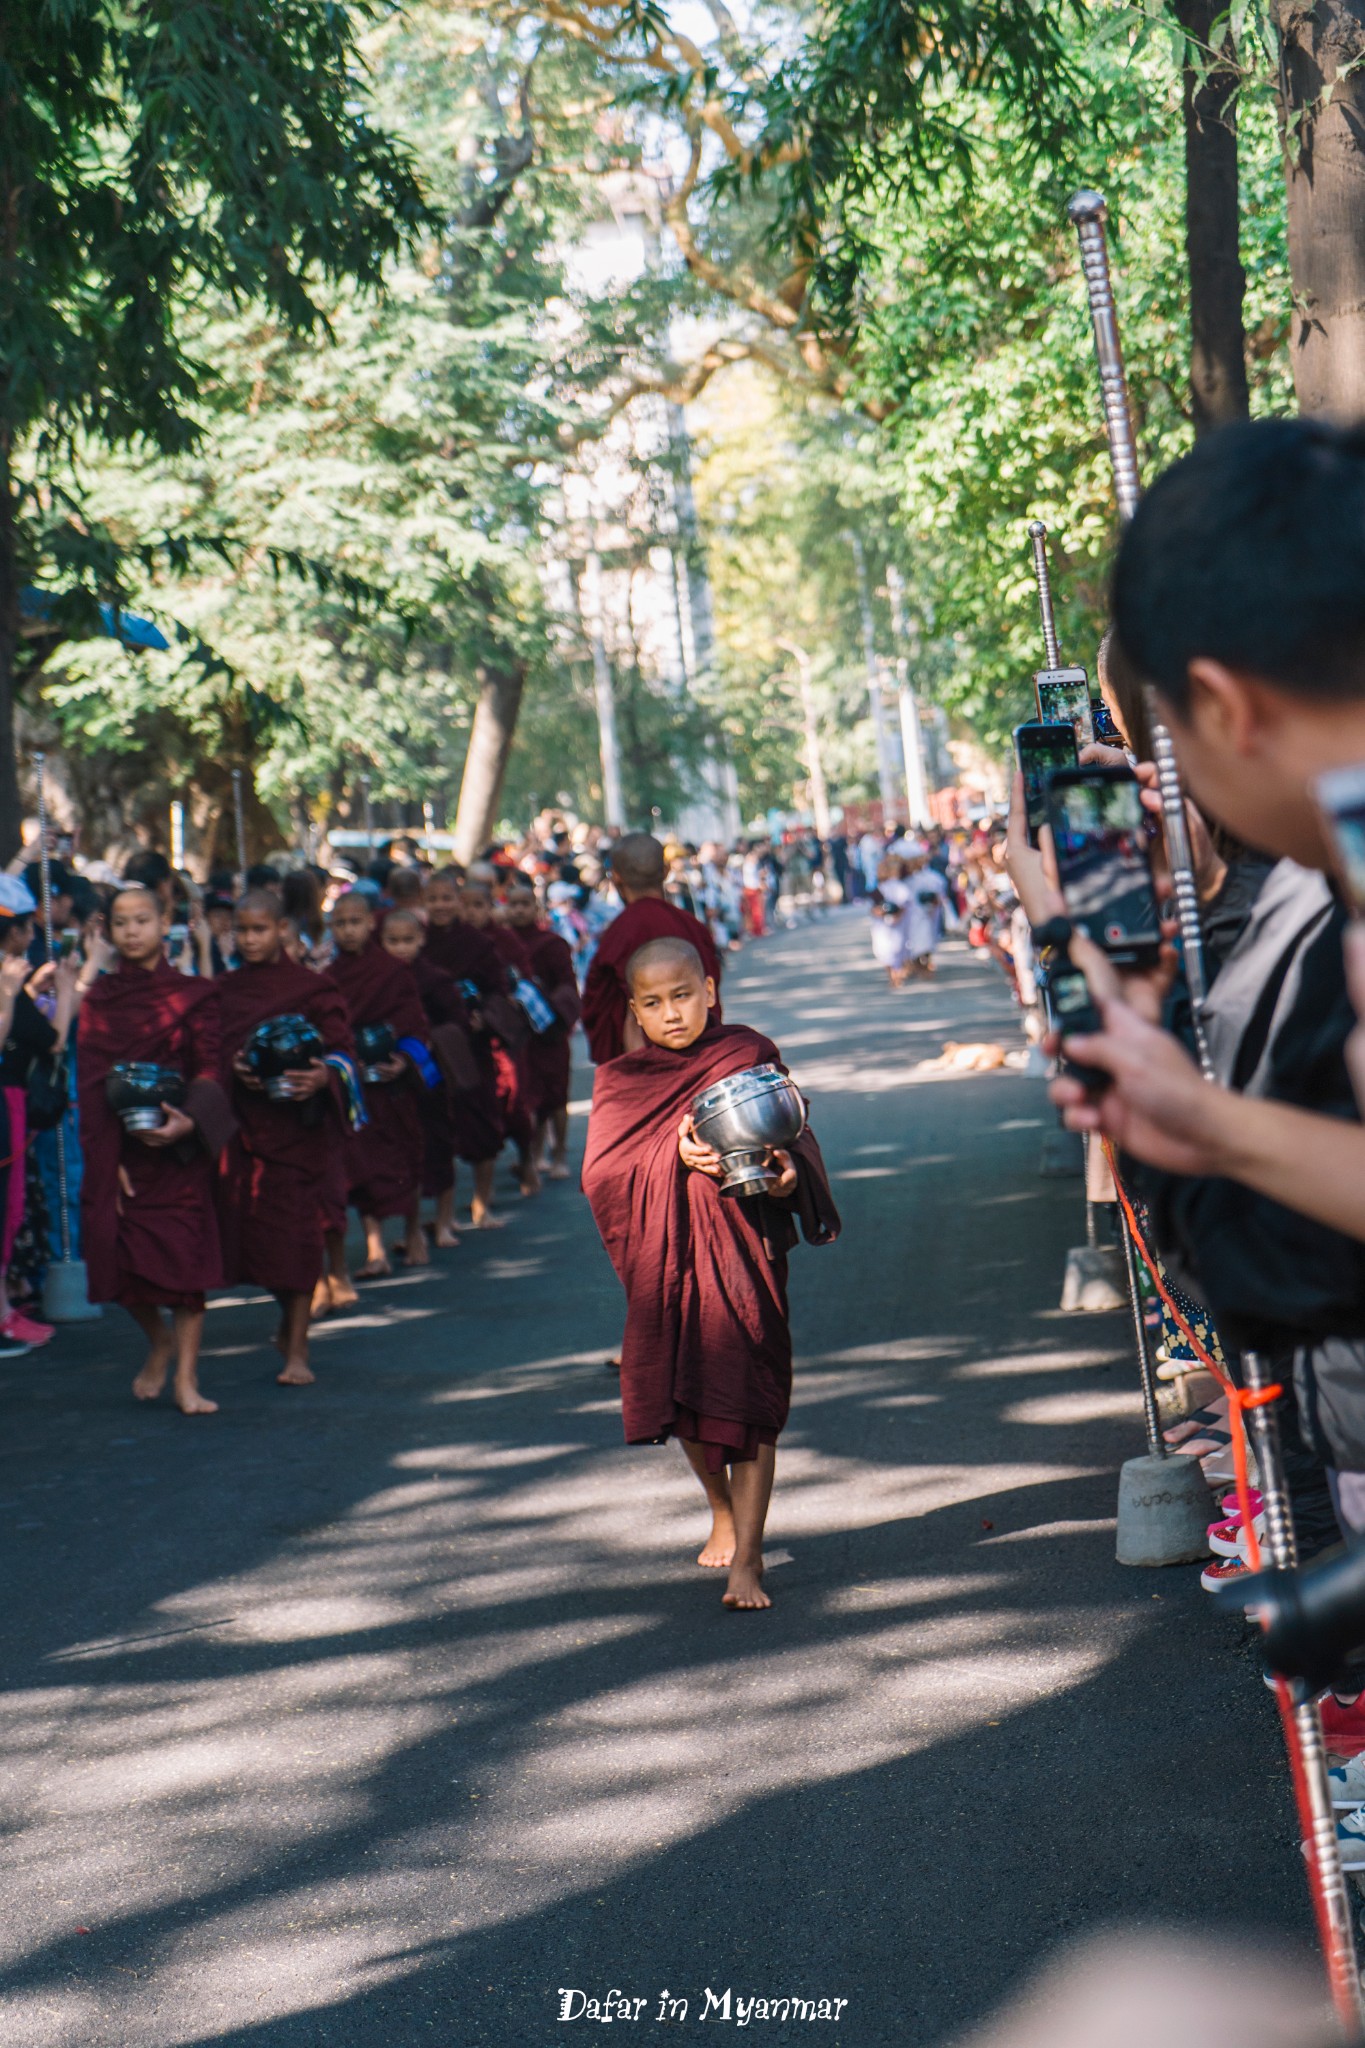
[1046,956,1110,1094]
[1314,764,1365,913]
[1034,666,1094,746]
[1014,721,1079,847]
[1046,766,1162,967]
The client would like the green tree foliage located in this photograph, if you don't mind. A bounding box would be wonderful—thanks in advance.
[0,0,427,853]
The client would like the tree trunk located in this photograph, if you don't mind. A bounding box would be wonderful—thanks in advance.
[1273,0,1365,416]
[451,659,526,864]
[0,459,24,862]
[1173,0,1250,431]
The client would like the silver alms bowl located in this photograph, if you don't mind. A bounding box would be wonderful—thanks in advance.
[689,1063,806,1197]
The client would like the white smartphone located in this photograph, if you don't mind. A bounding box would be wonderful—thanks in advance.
[1314,763,1365,912]
[1034,666,1095,748]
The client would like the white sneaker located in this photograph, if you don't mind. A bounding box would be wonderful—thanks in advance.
[1329,1759,1365,1808]
[1337,1802,1365,1869]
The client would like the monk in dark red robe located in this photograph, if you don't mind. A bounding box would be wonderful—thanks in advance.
[460,881,540,1197]
[381,906,482,1249]
[582,935,838,1609]
[328,891,432,1275]
[216,891,354,1384]
[504,879,581,1179]
[78,886,235,1414]
[582,832,722,1063]
[423,869,513,1227]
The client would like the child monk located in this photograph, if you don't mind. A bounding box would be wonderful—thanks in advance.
[77,885,235,1414]
[423,868,514,1227]
[216,890,355,1384]
[460,880,539,1197]
[582,937,839,1610]
[327,890,432,1276]
[380,906,477,1249]
[503,879,581,1178]
[582,833,723,1063]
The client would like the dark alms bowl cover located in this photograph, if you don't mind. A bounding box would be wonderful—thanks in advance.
[354,1022,396,1066]
[105,1062,186,1113]
[245,1013,325,1079]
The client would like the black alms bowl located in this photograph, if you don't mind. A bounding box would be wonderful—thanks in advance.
[106,1062,187,1133]
[354,1021,396,1082]
[244,1014,325,1100]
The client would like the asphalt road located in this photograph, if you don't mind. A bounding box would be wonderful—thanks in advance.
[1,910,1312,2048]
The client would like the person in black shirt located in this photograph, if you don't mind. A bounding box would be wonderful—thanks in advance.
[0,875,80,1349]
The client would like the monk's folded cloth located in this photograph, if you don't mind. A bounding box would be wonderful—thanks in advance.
[582,898,722,1063]
[330,940,431,1218]
[77,959,234,1305]
[216,955,354,1296]
[582,1018,840,1451]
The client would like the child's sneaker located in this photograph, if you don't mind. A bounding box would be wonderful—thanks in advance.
[1200,1555,1251,1594]
[1338,1803,1365,1869]
[1207,1513,1265,1559]
[3,1309,52,1347]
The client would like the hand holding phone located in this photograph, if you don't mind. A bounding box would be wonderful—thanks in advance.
[1034,667,1095,747]
[1046,765,1162,968]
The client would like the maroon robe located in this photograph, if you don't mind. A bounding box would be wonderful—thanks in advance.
[519,924,581,1120]
[423,919,508,1163]
[582,1019,839,1467]
[215,956,353,1295]
[488,924,535,1148]
[581,898,722,1064]
[329,942,430,1218]
[409,953,473,1197]
[77,960,234,1308]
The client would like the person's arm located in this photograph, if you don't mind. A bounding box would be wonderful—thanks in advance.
[1051,938,1365,1243]
[48,953,80,1053]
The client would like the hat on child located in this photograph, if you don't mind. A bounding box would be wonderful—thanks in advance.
[0,874,38,919]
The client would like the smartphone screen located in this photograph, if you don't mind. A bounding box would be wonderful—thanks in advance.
[1014,722,1078,846]
[1091,695,1124,745]
[1047,769,1161,963]
[1034,666,1095,747]
[1314,765,1365,913]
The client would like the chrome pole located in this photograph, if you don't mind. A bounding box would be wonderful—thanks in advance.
[1026,521,1062,671]
[32,754,70,1266]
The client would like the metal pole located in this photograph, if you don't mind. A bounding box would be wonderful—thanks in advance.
[1070,185,1361,2026]
[1118,1202,1164,1458]
[777,639,832,843]
[583,551,625,831]
[849,532,897,820]
[231,769,247,882]
[1067,191,1213,1065]
[886,566,932,829]
[32,754,71,1266]
[1026,521,1062,671]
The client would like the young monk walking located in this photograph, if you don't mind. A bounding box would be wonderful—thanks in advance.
[582,833,723,1064]
[328,891,432,1276]
[423,868,516,1227]
[504,879,581,1178]
[459,880,540,1197]
[216,890,355,1385]
[380,906,477,1249]
[582,937,839,1609]
[77,885,235,1413]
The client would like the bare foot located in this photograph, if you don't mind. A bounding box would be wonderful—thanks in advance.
[132,1339,173,1402]
[277,1360,316,1387]
[403,1234,430,1268]
[354,1258,391,1280]
[722,1562,770,1610]
[698,1511,737,1569]
[309,1278,331,1322]
[174,1388,219,1416]
[546,1160,571,1181]
[469,1208,507,1230]
[327,1273,359,1311]
[519,1164,542,1199]
[433,1225,462,1248]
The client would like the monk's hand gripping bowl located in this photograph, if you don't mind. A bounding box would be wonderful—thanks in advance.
[244,1014,325,1100]
[354,1021,397,1082]
[688,1064,807,1197]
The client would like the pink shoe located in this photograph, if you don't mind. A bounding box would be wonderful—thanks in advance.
[4,1309,53,1346]
[1207,1513,1264,1559]
[1218,1489,1263,1519]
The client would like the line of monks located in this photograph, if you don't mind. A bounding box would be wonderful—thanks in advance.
[77,871,580,1414]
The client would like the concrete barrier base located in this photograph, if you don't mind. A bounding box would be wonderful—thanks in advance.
[1116,1451,1212,1567]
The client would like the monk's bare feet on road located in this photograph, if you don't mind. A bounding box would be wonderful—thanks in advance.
[354,1258,391,1279]
[469,1204,506,1230]
[722,1561,770,1610]
[698,1509,737,1568]
[132,1344,172,1402]
[309,1278,331,1321]
[277,1359,316,1386]
[433,1224,461,1248]
[545,1158,571,1181]
[402,1230,430,1267]
[327,1273,359,1310]
[519,1163,542,1199]
[175,1386,219,1415]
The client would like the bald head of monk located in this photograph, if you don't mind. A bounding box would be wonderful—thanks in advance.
[503,880,539,930]
[331,890,376,956]
[381,907,425,965]
[608,833,666,903]
[626,936,716,1050]
[234,888,288,967]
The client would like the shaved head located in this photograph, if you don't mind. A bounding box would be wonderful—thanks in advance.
[235,887,283,920]
[382,907,423,934]
[625,936,704,991]
[609,833,665,892]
